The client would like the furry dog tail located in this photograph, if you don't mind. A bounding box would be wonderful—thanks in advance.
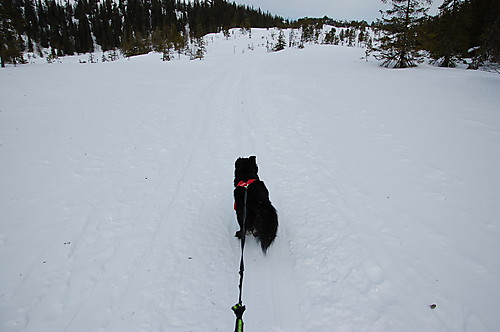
[255,202,278,253]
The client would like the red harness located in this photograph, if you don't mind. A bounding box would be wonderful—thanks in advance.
[234,179,257,210]
[236,179,257,188]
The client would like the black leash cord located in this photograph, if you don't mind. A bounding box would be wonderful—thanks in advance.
[232,187,247,332]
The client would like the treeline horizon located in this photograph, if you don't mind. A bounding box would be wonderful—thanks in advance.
[1,0,290,66]
[0,0,498,67]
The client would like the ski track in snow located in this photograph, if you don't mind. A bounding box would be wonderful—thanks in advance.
[1,28,500,332]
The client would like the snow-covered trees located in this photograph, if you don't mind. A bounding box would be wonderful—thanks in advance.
[273,30,286,51]
[0,0,286,66]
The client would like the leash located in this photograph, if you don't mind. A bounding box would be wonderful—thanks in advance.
[232,184,249,332]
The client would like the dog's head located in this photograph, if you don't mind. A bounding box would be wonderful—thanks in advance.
[234,156,259,181]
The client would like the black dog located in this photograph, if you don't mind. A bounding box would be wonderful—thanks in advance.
[234,156,278,253]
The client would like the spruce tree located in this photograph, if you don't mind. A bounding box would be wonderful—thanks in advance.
[324,28,336,44]
[273,29,286,51]
[0,0,24,67]
[23,0,39,42]
[424,0,468,67]
[437,0,463,67]
[191,36,205,60]
[376,0,431,68]
[74,0,93,53]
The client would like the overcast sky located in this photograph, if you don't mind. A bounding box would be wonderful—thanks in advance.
[233,0,441,23]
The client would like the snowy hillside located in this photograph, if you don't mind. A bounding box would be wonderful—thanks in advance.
[1,28,500,332]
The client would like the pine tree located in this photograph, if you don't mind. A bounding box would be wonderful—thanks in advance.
[74,0,94,53]
[110,1,121,48]
[324,28,336,45]
[0,0,25,67]
[470,0,500,65]
[347,28,356,46]
[23,0,39,42]
[191,36,205,60]
[438,0,463,67]
[423,0,468,67]
[339,29,345,45]
[273,29,286,51]
[376,0,431,68]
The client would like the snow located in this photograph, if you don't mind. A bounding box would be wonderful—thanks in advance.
[1,28,500,332]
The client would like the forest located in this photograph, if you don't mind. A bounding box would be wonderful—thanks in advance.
[0,0,287,66]
[374,0,499,68]
[420,0,499,68]
[0,0,499,68]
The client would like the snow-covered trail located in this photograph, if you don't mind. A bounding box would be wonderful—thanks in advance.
[1,29,500,332]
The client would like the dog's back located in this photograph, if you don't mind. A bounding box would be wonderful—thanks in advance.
[234,156,278,253]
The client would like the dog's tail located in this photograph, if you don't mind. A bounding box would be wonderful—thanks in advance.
[255,202,278,253]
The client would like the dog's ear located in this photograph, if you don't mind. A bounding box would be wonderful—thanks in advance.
[250,156,258,173]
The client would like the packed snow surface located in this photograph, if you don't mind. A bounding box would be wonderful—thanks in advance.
[1,29,500,332]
